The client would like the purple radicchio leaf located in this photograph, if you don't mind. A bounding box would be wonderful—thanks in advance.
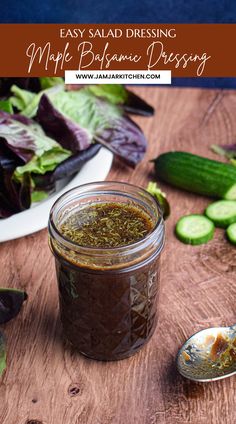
[0,172,31,218]
[52,143,101,180]
[0,288,28,324]
[95,116,147,167]
[122,90,154,116]
[37,91,147,167]
[0,111,39,163]
[0,110,68,168]
[0,286,28,377]
[32,143,101,189]
[37,94,91,153]
[0,145,31,218]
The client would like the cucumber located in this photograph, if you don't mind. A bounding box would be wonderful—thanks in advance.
[154,152,236,200]
[205,200,236,228]
[226,223,236,245]
[176,214,215,245]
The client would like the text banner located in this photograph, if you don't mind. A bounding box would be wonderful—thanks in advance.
[0,24,234,77]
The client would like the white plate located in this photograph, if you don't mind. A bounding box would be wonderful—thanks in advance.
[0,147,113,243]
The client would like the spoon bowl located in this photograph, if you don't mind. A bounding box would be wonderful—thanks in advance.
[177,324,236,382]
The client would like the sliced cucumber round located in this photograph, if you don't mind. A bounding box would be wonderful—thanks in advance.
[226,223,236,245]
[205,200,236,228]
[175,214,215,245]
[225,183,236,201]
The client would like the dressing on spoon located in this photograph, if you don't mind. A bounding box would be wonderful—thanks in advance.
[177,325,236,382]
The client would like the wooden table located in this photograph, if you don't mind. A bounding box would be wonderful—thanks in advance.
[1,87,236,424]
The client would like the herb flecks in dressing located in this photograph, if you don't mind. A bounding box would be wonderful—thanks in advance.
[60,202,154,248]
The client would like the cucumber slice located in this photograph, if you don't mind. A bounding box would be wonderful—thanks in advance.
[205,200,236,228]
[176,214,215,245]
[226,223,236,245]
[225,183,236,200]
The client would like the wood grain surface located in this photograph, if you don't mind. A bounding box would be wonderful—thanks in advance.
[0,86,236,424]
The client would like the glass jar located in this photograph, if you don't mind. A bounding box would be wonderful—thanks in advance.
[48,181,165,361]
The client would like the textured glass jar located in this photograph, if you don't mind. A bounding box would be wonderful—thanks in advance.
[48,182,165,361]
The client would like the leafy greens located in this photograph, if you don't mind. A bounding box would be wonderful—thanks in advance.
[0,288,28,377]
[66,84,154,116]
[0,288,27,324]
[0,111,71,182]
[0,78,154,217]
[0,143,31,218]
[12,85,147,166]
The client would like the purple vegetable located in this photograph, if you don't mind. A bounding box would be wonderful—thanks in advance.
[33,143,101,189]
[0,288,28,324]
[37,95,90,153]
[0,145,31,218]
[53,143,101,180]
[123,90,154,116]
[96,116,147,167]
[37,94,147,167]
[0,111,36,162]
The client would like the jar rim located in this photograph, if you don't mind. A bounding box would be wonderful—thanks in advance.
[48,181,164,256]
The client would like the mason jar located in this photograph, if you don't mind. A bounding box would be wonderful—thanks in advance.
[48,181,165,361]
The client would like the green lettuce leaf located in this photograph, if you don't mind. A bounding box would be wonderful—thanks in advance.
[87,84,128,104]
[14,148,71,180]
[39,77,64,90]
[49,89,122,139]
[0,100,13,114]
[10,84,63,118]
[0,114,72,182]
[31,190,48,203]
[10,85,35,112]
[66,84,154,116]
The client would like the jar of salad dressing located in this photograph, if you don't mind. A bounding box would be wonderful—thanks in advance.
[48,182,165,360]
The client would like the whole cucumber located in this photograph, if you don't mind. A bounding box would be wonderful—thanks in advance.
[154,151,236,200]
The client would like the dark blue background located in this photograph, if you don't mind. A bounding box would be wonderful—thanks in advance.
[1,0,235,88]
[1,0,236,24]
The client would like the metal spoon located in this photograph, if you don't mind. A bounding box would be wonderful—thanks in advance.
[177,324,236,382]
